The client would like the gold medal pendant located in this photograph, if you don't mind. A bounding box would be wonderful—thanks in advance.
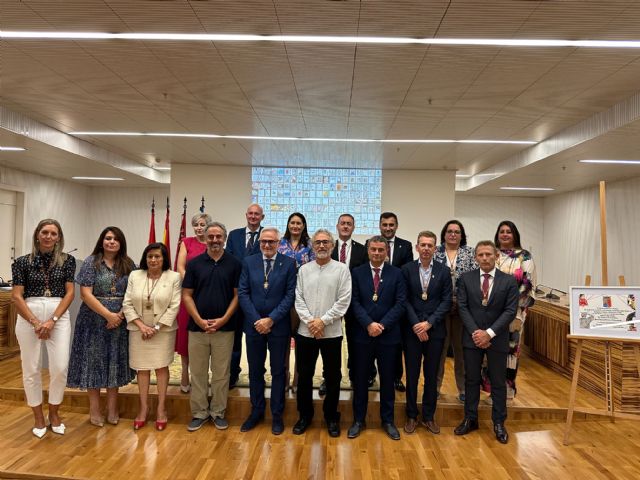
[421,292,428,301]
[111,286,117,295]
[372,293,378,302]
[482,298,488,306]
[263,281,269,289]
[44,288,52,297]
[145,301,153,310]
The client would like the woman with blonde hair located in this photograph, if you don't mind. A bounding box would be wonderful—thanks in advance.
[174,213,211,392]
[12,219,76,438]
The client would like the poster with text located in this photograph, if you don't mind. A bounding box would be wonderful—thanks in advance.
[569,286,640,340]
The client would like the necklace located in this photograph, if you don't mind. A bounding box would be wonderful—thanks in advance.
[145,273,161,309]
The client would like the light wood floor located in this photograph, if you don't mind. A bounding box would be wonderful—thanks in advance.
[1,400,640,479]
[2,351,637,478]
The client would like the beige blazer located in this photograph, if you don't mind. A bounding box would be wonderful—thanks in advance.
[123,269,181,331]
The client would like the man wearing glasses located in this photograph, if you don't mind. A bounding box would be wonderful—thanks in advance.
[292,229,352,437]
[237,227,297,435]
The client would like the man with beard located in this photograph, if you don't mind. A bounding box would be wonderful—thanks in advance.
[182,222,242,432]
[292,229,352,437]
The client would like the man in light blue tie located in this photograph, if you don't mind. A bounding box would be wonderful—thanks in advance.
[226,204,265,388]
[238,227,297,435]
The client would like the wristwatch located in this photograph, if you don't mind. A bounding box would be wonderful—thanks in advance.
[154,324,161,331]
[51,315,59,323]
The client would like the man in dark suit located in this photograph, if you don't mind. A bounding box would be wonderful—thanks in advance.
[226,203,265,259]
[454,240,519,444]
[401,231,452,435]
[238,227,297,435]
[348,235,406,441]
[329,213,367,389]
[226,203,265,388]
[378,211,413,392]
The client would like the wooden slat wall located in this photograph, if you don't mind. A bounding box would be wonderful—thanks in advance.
[524,298,640,413]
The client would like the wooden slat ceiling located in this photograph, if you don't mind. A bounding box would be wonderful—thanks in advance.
[1,0,640,192]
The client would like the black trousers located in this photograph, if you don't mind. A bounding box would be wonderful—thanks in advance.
[352,339,396,424]
[405,332,444,421]
[295,334,342,422]
[463,346,507,424]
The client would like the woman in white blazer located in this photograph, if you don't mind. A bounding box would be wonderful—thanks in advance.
[123,242,181,431]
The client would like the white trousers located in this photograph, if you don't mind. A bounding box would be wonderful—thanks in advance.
[15,297,71,407]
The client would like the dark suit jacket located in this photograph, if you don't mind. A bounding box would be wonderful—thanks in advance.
[227,226,263,260]
[351,263,406,345]
[331,239,367,270]
[391,236,413,267]
[238,252,297,337]
[401,260,453,340]
[366,236,413,267]
[457,269,519,353]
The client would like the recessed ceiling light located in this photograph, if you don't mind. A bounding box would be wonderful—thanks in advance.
[68,131,535,145]
[72,176,124,181]
[455,174,470,178]
[154,166,171,171]
[3,31,640,49]
[500,187,554,191]
[579,159,640,165]
[0,146,26,151]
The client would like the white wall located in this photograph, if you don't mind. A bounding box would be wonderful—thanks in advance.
[0,166,168,272]
[171,165,456,248]
[382,170,455,244]
[454,194,545,285]
[86,186,169,263]
[542,177,640,290]
[0,166,89,259]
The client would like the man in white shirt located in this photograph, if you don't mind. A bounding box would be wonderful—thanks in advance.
[293,229,352,438]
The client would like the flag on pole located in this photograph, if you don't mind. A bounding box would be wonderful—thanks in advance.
[174,197,187,270]
[200,196,205,213]
[162,197,171,266]
[148,197,156,244]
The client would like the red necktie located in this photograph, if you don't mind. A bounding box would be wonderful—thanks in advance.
[373,268,381,292]
[340,242,347,263]
[482,273,490,300]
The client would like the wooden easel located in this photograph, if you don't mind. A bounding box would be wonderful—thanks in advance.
[563,335,640,445]
[563,181,640,444]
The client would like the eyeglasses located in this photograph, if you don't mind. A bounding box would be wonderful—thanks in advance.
[313,240,331,246]
[446,230,461,235]
[259,240,277,245]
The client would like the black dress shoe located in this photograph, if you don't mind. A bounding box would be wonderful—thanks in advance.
[382,422,401,440]
[319,380,327,396]
[347,421,365,439]
[494,423,509,444]
[292,417,312,435]
[240,413,264,432]
[454,418,479,436]
[272,417,284,435]
[327,420,340,438]
[394,379,406,392]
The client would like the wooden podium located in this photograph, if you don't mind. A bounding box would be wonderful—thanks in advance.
[0,290,19,360]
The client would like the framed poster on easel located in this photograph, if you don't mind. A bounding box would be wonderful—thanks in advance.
[569,286,639,339]
[564,286,640,445]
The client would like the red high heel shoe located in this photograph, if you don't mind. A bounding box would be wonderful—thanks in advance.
[133,419,146,430]
[155,420,168,431]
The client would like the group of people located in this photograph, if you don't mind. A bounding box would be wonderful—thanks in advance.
[11,206,535,445]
